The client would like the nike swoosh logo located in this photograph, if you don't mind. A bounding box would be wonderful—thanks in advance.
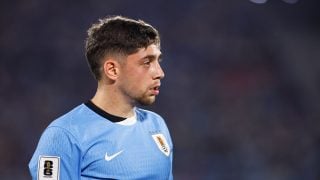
[105,150,123,161]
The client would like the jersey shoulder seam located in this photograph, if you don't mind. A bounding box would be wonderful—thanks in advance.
[46,125,82,150]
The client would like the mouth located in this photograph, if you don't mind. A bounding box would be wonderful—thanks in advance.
[150,84,160,95]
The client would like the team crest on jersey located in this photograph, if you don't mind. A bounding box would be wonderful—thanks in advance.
[38,156,60,180]
[152,133,170,156]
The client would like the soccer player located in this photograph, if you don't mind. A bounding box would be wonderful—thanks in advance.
[29,16,173,180]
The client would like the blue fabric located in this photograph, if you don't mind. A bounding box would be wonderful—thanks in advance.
[29,104,173,180]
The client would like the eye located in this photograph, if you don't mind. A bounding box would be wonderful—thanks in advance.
[143,59,151,65]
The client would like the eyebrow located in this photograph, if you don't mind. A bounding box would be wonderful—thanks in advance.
[142,53,163,61]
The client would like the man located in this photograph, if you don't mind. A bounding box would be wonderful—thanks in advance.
[29,16,173,180]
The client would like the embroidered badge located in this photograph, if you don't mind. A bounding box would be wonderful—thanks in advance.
[38,156,60,180]
[152,133,170,156]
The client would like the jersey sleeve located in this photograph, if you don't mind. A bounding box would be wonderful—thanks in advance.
[28,126,82,180]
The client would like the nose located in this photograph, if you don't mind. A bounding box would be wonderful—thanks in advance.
[153,61,165,80]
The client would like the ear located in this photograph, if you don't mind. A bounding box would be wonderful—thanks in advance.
[102,59,120,80]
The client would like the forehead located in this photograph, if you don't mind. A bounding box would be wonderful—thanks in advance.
[128,44,161,60]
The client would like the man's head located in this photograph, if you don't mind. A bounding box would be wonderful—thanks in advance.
[85,16,164,106]
[85,16,160,81]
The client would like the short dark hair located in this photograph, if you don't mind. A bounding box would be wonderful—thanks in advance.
[85,16,160,80]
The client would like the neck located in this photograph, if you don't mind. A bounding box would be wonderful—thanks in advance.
[91,83,135,118]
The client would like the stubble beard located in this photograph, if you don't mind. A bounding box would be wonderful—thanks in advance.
[136,93,156,106]
[120,83,157,106]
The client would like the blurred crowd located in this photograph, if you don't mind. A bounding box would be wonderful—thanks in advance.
[0,0,319,179]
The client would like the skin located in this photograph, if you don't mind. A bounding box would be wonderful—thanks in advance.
[91,44,165,118]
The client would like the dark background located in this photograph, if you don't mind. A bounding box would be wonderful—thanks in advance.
[1,0,320,179]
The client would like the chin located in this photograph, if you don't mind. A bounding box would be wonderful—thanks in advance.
[138,97,156,106]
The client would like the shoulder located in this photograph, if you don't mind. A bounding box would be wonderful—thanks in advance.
[135,108,168,129]
[135,108,164,122]
[44,104,94,141]
[50,104,87,127]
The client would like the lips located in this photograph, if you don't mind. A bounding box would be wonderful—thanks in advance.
[150,84,161,95]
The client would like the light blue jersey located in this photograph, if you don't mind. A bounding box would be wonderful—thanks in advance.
[29,102,173,180]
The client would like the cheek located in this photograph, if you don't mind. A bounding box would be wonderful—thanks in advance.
[130,76,150,94]
[120,67,150,91]
[126,68,146,82]
[122,73,143,90]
